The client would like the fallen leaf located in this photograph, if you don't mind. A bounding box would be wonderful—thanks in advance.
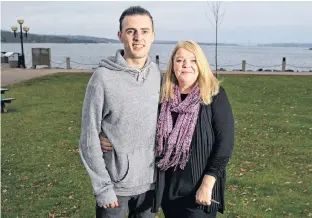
[303,189,308,193]
[227,202,236,206]
[265,208,272,212]
[244,161,256,166]
[23,176,28,180]
[48,213,55,218]
[228,185,238,191]
[240,167,248,172]
[16,195,21,198]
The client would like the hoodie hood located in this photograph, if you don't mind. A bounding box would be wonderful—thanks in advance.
[99,49,152,82]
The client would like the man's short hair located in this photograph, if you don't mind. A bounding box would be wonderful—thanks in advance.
[119,6,154,31]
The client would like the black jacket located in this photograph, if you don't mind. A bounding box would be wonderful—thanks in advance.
[152,86,234,213]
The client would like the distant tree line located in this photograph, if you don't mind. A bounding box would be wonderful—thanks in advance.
[1,30,239,45]
[1,30,99,43]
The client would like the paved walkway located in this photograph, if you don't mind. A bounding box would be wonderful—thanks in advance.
[1,67,93,86]
[1,66,312,86]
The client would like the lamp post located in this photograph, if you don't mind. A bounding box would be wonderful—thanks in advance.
[11,18,29,68]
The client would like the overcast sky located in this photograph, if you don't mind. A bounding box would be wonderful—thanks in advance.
[1,1,312,44]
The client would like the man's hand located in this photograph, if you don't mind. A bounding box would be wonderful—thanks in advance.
[195,175,216,206]
[103,201,119,209]
[100,135,113,152]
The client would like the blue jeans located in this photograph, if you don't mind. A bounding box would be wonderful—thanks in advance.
[96,190,155,218]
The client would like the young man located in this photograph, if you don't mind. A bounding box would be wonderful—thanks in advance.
[79,6,161,218]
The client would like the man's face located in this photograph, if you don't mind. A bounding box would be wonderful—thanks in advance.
[118,15,154,60]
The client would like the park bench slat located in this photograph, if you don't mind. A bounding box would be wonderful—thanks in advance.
[1,98,16,102]
[1,98,16,113]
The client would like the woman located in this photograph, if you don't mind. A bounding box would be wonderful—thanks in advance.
[155,40,234,218]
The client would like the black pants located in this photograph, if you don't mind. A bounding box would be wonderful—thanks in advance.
[162,196,217,218]
[96,190,155,218]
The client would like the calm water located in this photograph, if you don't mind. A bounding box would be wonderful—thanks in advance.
[1,43,312,71]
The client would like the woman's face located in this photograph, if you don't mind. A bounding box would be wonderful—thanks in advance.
[173,48,199,87]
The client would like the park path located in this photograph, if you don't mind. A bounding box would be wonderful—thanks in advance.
[1,66,312,86]
[1,67,93,86]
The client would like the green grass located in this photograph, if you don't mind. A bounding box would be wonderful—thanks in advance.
[1,73,312,218]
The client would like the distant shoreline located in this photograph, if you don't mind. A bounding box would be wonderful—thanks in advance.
[2,30,311,47]
[0,42,238,46]
[2,42,312,48]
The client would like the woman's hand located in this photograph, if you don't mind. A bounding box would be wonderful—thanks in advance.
[195,175,216,206]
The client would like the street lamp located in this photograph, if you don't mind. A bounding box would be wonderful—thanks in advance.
[11,18,29,68]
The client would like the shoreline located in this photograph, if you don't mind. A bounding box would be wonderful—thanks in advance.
[2,67,312,86]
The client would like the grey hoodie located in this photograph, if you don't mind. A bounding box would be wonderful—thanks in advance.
[79,50,161,207]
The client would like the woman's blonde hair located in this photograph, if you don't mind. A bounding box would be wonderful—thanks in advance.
[160,40,220,104]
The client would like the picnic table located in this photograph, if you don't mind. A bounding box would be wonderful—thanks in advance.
[1,87,16,113]
[1,88,8,94]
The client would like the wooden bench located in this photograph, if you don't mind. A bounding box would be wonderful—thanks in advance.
[1,88,8,94]
[1,98,16,113]
[1,87,16,113]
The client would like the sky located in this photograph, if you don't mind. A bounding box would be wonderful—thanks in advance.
[1,1,312,44]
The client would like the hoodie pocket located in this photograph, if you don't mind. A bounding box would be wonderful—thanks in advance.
[114,147,155,188]
[103,151,129,183]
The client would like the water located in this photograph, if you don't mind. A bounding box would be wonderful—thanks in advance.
[1,43,312,71]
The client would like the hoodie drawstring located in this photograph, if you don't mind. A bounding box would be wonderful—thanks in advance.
[136,68,149,82]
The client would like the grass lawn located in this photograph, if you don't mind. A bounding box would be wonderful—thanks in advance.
[1,73,311,218]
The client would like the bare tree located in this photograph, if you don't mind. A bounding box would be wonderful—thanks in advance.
[206,1,225,78]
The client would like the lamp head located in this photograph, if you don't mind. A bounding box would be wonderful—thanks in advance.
[17,18,24,24]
